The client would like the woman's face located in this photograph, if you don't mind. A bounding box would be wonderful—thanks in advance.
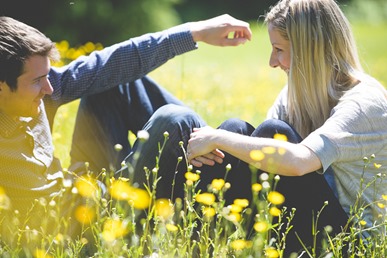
[268,23,291,74]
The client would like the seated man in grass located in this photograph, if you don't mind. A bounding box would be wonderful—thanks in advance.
[0,14,251,250]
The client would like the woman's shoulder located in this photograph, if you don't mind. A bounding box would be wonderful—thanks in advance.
[340,76,386,107]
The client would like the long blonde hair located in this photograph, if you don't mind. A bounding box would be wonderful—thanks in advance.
[265,0,363,138]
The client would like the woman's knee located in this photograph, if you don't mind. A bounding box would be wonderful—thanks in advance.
[218,118,255,135]
[252,119,302,143]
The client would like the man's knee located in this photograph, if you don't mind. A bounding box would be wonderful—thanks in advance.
[149,104,203,129]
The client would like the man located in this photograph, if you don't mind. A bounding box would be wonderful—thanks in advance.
[0,14,251,248]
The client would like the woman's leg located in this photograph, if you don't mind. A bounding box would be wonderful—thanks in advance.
[252,119,348,255]
[193,118,257,203]
[189,118,348,255]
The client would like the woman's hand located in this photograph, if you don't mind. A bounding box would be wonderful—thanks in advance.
[187,127,225,167]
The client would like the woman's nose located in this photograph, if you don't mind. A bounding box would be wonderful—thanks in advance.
[269,52,279,68]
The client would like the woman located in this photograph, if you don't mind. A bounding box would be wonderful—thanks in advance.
[125,0,387,255]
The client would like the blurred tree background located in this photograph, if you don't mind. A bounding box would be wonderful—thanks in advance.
[0,0,386,46]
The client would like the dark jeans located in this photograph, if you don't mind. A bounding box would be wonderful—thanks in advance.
[123,104,349,256]
[69,76,184,172]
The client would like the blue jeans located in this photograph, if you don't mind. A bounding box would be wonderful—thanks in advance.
[69,76,185,172]
[123,104,348,255]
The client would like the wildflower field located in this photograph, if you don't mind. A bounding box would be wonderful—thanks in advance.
[1,19,387,257]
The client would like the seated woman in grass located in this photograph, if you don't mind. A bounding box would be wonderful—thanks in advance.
[125,0,387,255]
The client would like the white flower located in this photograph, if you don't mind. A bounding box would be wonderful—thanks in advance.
[137,130,149,141]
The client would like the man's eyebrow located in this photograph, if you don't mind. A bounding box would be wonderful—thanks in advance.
[32,74,48,82]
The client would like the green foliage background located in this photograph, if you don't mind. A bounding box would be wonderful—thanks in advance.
[1,0,375,46]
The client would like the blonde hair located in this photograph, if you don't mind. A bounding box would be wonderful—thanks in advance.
[265,0,363,138]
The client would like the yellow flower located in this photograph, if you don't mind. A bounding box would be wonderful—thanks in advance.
[269,207,281,217]
[265,247,280,258]
[229,212,241,222]
[185,172,200,182]
[0,187,10,210]
[155,199,174,220]
[254,221,269,233]
[202,207,216,218]
[166,223,179,233]
[211,178,225,191]
[74,205,95,225]
[252,183,262,193]
[195,193,216,206]
[267,191,285,205]
[74,175,98,198]
[382,194,387,201]
[359,220,367,226]
[230,239,252,250]
[274,133,288,142]
[110,179,150,209]
[250,150,265,161]
[377,203,385,209]
[234,198,249,208]
[55,40,69,54]
[127,187,151,210]
[374,163,382,169]
[228,204,243,213]
[109,179,132,200]
[102,218,129,242]
[34,249,53,258]
[84,41,96,53]
[54,233,64,244]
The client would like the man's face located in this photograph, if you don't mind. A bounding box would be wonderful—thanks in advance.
[0,55,53,119]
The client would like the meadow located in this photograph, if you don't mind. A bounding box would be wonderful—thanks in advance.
[2,17,386,257]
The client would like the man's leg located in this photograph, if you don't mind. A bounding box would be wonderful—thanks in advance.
[121,104,206,199]
[70,76,184,173]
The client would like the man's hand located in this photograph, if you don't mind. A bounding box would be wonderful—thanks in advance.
[190,14,252,47]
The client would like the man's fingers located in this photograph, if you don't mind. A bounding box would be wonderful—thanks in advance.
[196,156,216,166]
[226,25,252,40]
[190,159,203,167]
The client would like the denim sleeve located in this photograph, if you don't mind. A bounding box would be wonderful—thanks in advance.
[48,23,197,105]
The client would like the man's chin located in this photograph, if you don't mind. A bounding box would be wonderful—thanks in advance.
[23,107,41,118]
